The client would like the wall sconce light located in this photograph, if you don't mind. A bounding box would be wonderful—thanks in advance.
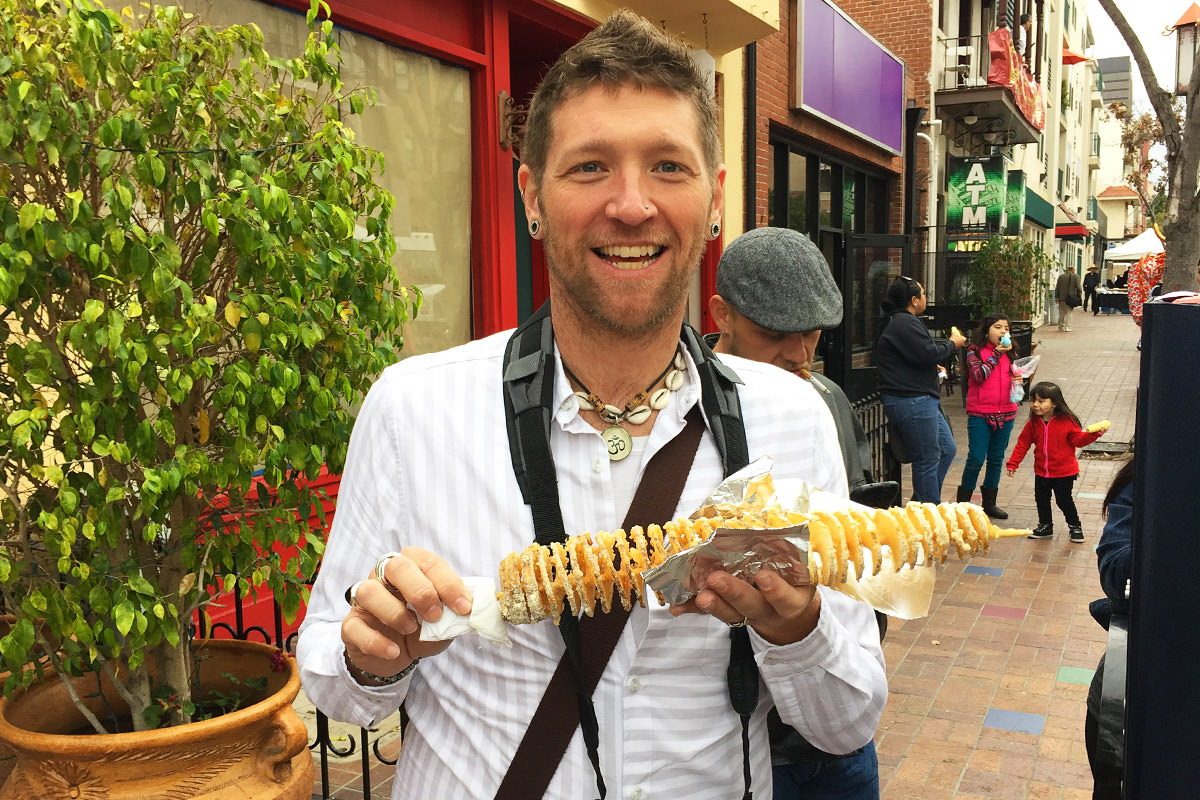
[962,113,978,125]
[983,131,999,143]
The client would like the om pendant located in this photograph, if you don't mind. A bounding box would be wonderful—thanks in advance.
[602,425,633,462]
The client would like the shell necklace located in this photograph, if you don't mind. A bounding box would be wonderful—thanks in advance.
[563,348,686,461]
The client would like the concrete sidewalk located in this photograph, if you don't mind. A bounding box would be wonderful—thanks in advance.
[878,308,1140,799]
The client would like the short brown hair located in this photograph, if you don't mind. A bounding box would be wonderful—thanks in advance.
[520,9,720,181]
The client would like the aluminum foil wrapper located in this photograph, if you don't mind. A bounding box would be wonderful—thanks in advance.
[692,456,779,512]
[642,524,811,605]
[644,472,935,619]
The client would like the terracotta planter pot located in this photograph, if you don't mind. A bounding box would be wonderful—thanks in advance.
[0,638,312,799]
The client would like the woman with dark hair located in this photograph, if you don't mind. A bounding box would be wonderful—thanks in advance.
[875,276,966,503]
[1084,457,1135,799]
[954,314,1018,518]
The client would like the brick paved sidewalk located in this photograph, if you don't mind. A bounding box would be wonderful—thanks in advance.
[878,308,1140,799]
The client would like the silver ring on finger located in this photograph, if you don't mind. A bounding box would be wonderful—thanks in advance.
[728,617,748,628]
[374,551,405,592]
[348,580,367,611]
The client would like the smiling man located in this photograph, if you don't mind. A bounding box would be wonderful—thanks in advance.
[298,11,886,800]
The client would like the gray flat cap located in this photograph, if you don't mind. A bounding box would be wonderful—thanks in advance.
[715,227,843,332]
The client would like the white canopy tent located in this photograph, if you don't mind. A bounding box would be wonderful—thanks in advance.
[1104,228,1164,262]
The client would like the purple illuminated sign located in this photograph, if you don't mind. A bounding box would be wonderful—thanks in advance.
[795,0,905,154]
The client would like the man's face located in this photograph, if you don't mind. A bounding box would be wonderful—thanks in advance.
[518,84,725,337]
[719,303,821,376]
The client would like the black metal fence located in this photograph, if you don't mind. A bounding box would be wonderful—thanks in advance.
[197,579,397,799]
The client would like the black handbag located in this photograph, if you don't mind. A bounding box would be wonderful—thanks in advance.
[1066,291,1082,308]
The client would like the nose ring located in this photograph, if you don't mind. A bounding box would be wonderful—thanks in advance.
[643,204,650,210]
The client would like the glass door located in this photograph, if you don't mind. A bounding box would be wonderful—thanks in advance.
[843,233,910,399]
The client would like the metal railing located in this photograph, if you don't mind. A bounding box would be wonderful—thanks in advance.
[852,393,901,487]
[198,581,396,799]
[938,34,991,91]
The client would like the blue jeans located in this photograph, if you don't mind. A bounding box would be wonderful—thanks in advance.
[960,415,1014,491]
[882,394,956,503]
[772,741,879,800]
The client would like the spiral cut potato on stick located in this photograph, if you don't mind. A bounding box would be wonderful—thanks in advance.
[496,502,1028,624]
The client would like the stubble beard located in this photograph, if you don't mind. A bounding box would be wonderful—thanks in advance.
[542,227,707,338]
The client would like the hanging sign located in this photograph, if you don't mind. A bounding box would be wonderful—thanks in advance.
[946,155,1007,236]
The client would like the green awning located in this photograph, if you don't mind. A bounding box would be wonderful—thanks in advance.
[1025,188,1055,228]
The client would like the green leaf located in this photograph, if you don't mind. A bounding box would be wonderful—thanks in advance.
[105,486,126,504]
[114,601,135,636]
[88,585,111,614]
[18,203,43,231]
[27,111,50,143]
[128,575,154,595]
[83,298,104,324]
[5,410,30,426]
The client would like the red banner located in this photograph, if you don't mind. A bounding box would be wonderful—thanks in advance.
[986,29,1045,131]
[1128,252,1166,327]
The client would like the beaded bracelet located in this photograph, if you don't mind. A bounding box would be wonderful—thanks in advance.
[345,651,419,686]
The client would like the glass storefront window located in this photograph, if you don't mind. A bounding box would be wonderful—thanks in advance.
[843,169,857,231]
[788,153,808,234]
[818,163,833,227]
[338,30,471,355]
[181,0,472,357]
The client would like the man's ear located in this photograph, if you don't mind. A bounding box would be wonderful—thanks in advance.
[517,164,540,223]
[709,294,733,332]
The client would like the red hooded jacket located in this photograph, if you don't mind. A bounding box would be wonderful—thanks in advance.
[1006,413,1103,478]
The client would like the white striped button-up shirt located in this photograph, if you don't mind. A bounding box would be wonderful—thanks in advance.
[297,330,887,799]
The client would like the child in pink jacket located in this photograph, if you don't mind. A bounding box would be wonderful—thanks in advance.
[1006,381,1108,542]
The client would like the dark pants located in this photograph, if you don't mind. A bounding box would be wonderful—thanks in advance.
[1034,474,1080,526]
[1084,287,1098,311]
[772,742,879,800]
[882,394,956,503]
[960,416,1015,492]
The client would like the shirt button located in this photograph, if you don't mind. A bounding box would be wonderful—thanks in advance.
[628,677,640,693]
[593,459,604,473]
[631,789,643,800]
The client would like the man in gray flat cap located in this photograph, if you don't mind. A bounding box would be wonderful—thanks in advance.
[709,227,872,494]
[708,226,883,800]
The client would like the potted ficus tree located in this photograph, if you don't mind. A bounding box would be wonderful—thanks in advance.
[962,235,1054,322]
[0,0,418,795]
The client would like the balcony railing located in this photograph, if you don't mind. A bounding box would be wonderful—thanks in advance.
[939,34,991,90]
[937,33,1045,137]
[1091,133,1101,158]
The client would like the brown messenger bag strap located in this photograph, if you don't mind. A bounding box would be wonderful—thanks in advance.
[494,405,706,800]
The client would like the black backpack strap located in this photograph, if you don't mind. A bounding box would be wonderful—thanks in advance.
[681,322,748,477]
[501,307,758,799]
[502,301,558,517]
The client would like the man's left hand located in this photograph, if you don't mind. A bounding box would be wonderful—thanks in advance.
[668,568,821,645]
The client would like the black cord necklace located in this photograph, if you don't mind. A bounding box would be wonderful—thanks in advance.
[562,348,685,461]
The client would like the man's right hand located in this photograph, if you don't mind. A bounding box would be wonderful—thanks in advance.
[950,332,967,347]
[340,547,473,682]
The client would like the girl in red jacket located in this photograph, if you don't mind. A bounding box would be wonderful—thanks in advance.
[1006,381,1108,542]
